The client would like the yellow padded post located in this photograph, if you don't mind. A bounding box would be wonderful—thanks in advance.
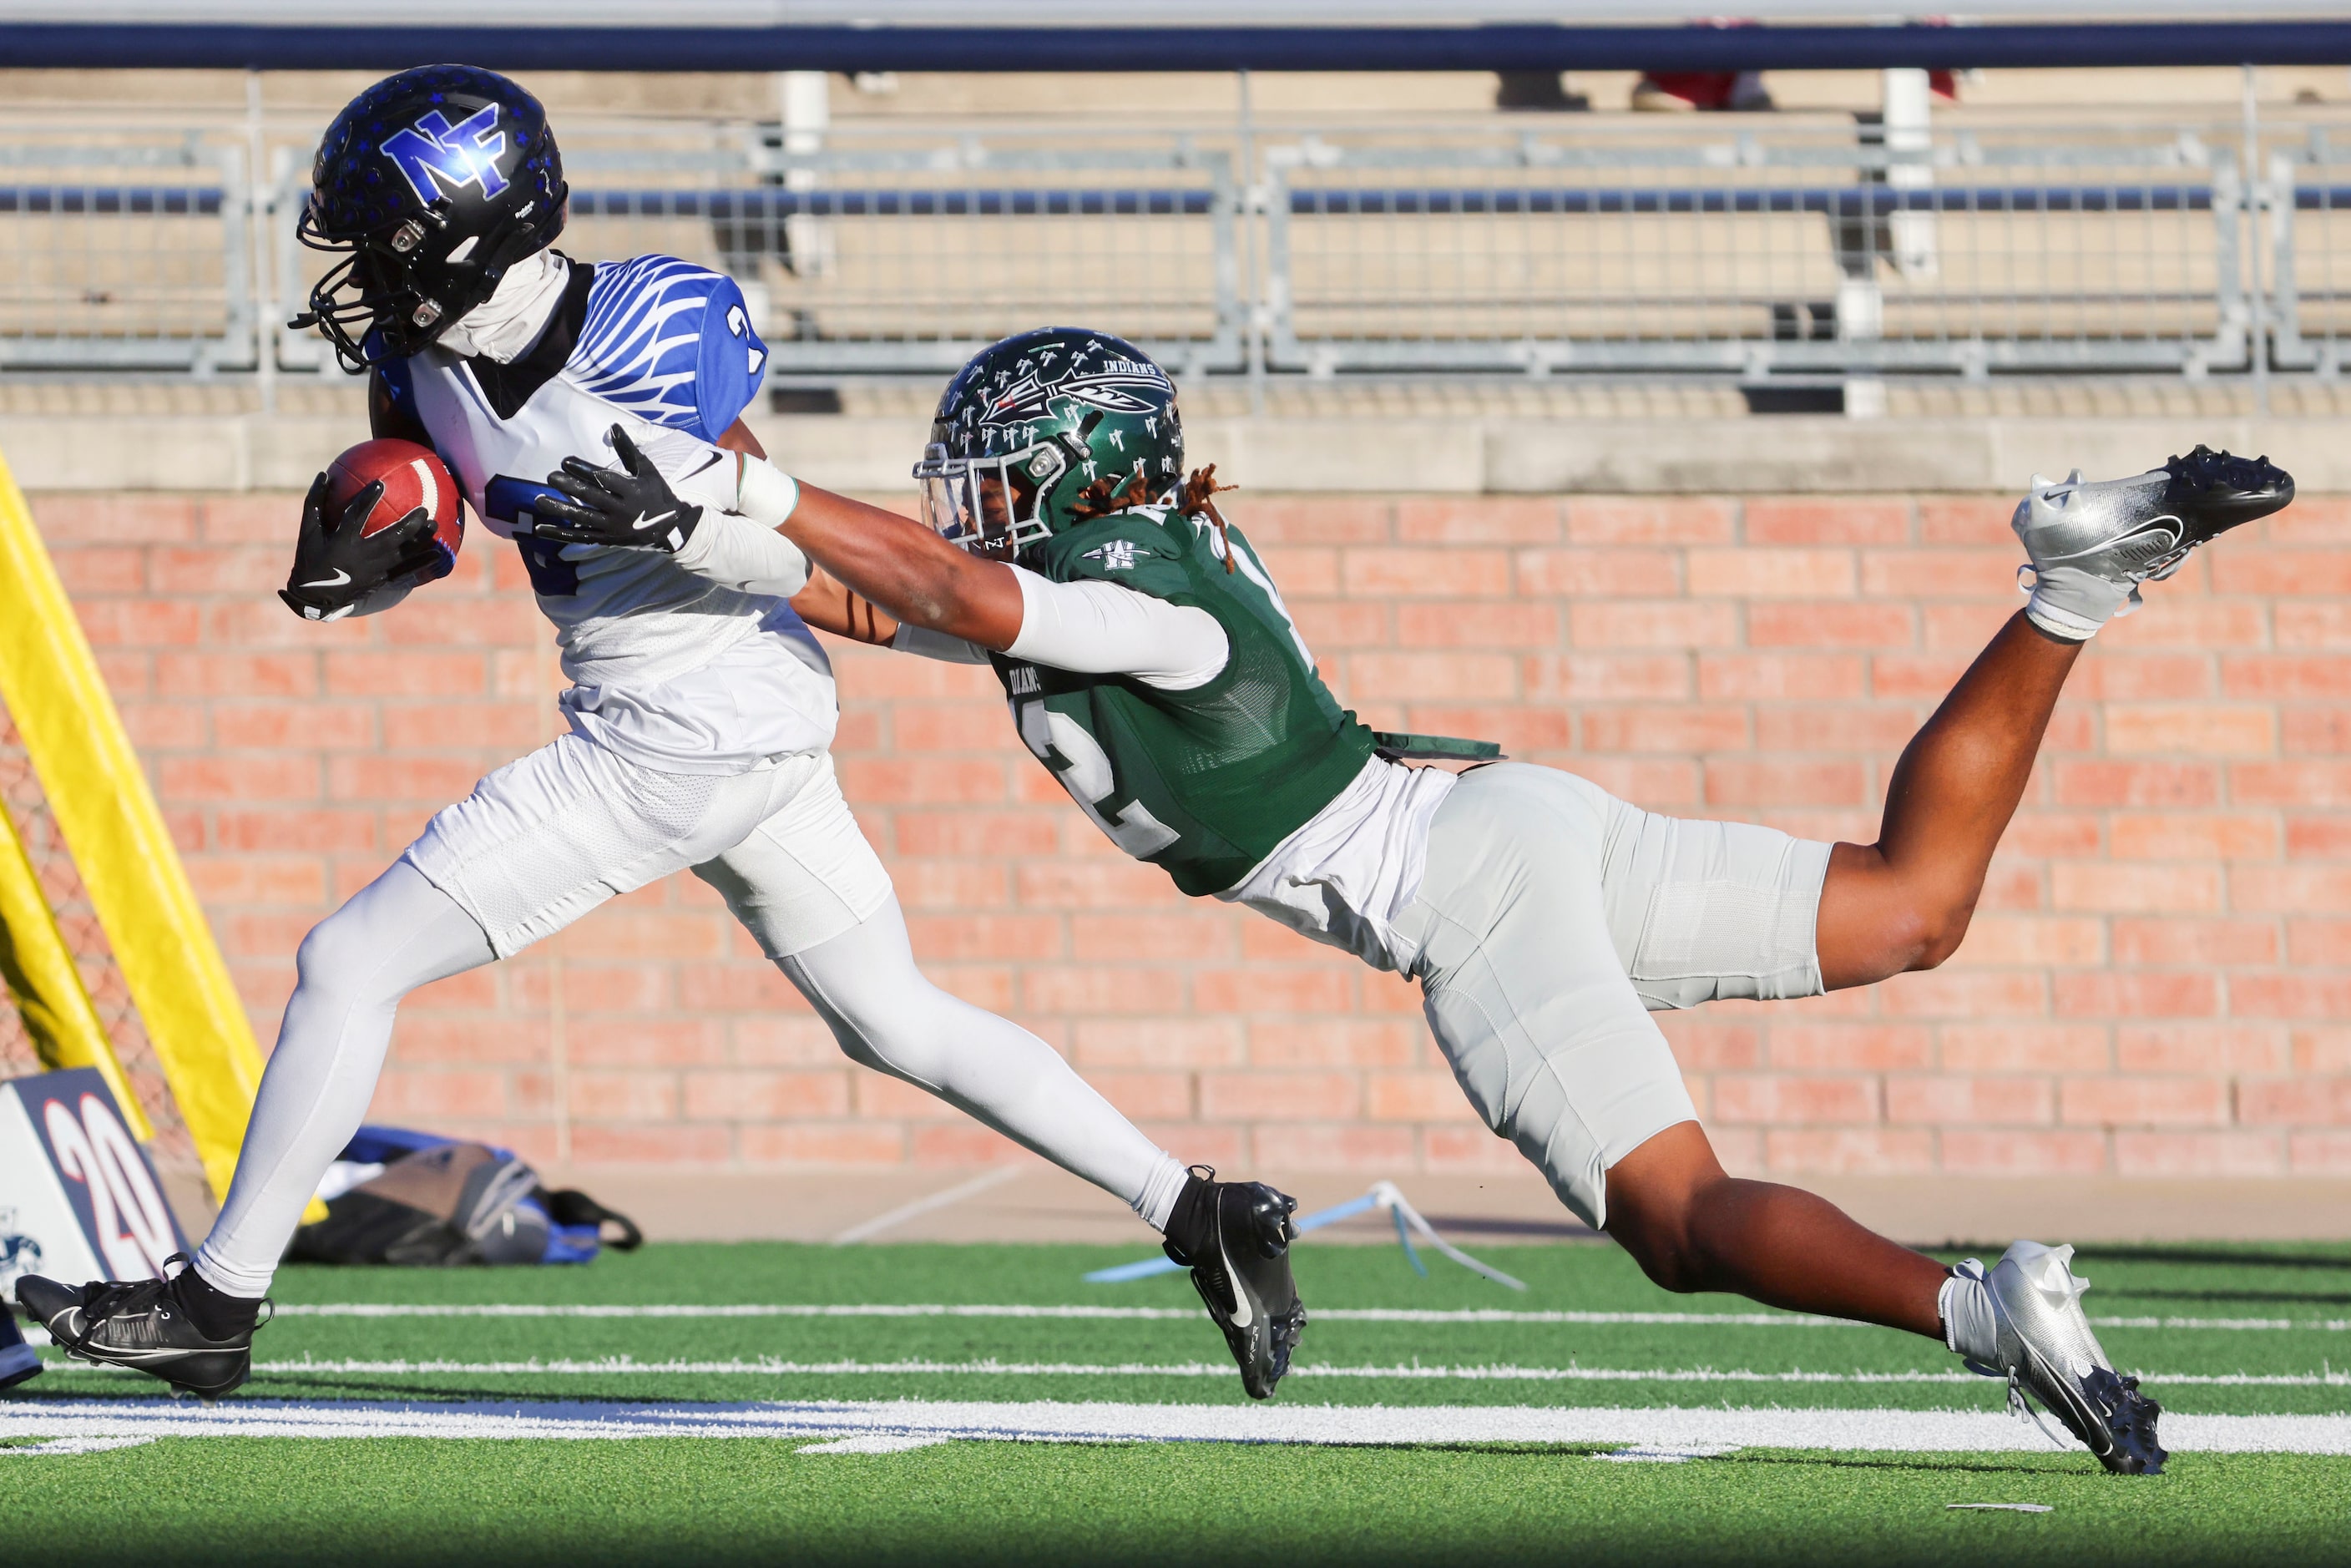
[0,797,153,1138]
[0,443,265,1200]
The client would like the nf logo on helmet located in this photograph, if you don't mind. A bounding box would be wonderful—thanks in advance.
[383,105,510,206]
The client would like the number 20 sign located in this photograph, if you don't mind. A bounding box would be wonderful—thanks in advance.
[0,1069,188,1300]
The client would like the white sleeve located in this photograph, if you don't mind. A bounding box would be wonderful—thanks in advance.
[890,624,993,665]
[656,446,810,598]
[1006,566,1229,691]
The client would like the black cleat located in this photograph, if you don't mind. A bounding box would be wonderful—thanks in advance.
[0,1309,39,1391]
[1161,1168,1305,1400]
[17,1255,262,1402]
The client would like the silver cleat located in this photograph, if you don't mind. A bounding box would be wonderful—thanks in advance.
[1959,1240,2166,1475]
[2013,447,2293,639]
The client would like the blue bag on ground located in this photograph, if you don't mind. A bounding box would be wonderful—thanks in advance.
[288,1125,640,1267]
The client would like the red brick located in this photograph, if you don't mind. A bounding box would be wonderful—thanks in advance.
[569,1125,733,1163]
[2053,761,2219,807]
[2212,549,2351,594]
[1566,497,1735,544]
[1246,1019,1422,1069]
[2060,1076,2229,1127]
[1704,758,1868,808]
[681,1070,849,1120]
[737,1124,904,1164]
[1748,602,1914,647]
[1860,547,2015,599]
[1069,913,1231,963]
[2052,972,2218,1019]
[1581,706,1748,753]
[1766,1024,1932,1070]
[1886,1075,2052,1125]
[1570,599,1737,649]
[1711,1075,1878,1125]
[1697,654,1863,701]
[1762,1129,1935,1174]
[2232,972,2351,1018]
[2235,761,2351,807]
[1395,601,1559,648]
[1385,497,1555,544]
[2108,811,2274,859]
[29,493,196,542]
[2104,705,2274,756]
[2050,862,2222,913]
[1200,1071,1359,1121]
[1221,497,1390,545]
[837,756,1009,805]
[2112,918,2278,966]
[1343,651,1516,701]
[1686,549,1855,599]
[1514,548,1679,597]
[1744,496,1910,545]
[1074,1019,1244,1069]
[1943,1129,2110,1176]
[1343,548,1512,598]
[1195,966,1352,1016]
[1366,1071,1477,1121]
[1525,653,1691,701]
[1916,496,2014,546]
[1751,704,1920,752]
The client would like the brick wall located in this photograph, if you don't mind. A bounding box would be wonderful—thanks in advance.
[28,486,2351,1181]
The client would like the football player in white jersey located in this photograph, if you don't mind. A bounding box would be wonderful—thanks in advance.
[532,328,2297,1474]
[18,70,1303,1404]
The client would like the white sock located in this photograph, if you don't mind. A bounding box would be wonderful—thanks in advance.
[1939,1261,2000,1363]
[1132,1155,1191,1232]
[2023,564,2137,643]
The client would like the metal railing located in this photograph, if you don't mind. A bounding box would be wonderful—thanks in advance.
[0,112,2342,385]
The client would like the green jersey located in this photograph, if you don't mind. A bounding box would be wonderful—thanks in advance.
[991,508,1379,898]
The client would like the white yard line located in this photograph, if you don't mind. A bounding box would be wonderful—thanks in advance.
[259,1302,2348,1333]
[38,1355,2351,1387]
[3,1397,2348,1454]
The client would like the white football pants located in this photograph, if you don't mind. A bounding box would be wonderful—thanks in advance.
[194,745,1188,1297]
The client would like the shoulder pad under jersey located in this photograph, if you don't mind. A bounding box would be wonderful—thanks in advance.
[572,255,770,443]
[1044,508,1194,594]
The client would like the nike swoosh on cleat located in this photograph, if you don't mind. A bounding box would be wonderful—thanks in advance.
[301,568,352,588]
[630,509,678,533]
[1217,1223,1253,1329]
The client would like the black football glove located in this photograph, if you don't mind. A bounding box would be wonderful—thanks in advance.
[533,426,705,552]
[279,473,443,621]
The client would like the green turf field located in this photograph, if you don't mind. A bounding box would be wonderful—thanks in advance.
[6,1237,2351,1565]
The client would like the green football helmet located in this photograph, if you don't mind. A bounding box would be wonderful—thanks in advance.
[915,327,1185,560]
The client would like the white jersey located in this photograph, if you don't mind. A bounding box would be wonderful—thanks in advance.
[382,254,835,773]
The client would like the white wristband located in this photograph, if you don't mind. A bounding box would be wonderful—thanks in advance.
[736,455,803,529]
[671,508,810,599]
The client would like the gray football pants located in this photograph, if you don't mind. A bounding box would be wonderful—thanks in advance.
[1389,763,1833,1230]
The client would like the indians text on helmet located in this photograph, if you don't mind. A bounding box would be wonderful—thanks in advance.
[383,106,511,207]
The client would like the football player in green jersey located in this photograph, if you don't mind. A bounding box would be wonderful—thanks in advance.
[544,328,2293,1475]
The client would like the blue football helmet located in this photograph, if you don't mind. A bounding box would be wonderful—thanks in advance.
[293,64,568,371]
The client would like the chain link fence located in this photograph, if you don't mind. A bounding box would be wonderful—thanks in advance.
[0,109,2341,383]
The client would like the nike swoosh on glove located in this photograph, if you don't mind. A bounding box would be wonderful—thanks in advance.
[278,473,446,621]
[533,426,705,553]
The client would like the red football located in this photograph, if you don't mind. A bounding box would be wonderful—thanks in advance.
[326,438,463,564]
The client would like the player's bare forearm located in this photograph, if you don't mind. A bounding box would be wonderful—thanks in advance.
[791,566,898,645]
[782,483,1025,650]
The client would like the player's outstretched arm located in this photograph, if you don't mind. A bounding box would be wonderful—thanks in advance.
[778,482,1027,650]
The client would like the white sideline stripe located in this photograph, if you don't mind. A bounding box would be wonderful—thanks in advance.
[40,1355,2351,1386]
[832,1168,1024,1245]
[0,1436,157,1456]
[260,1302,2348,1333]
[5,1398,2348,1454]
